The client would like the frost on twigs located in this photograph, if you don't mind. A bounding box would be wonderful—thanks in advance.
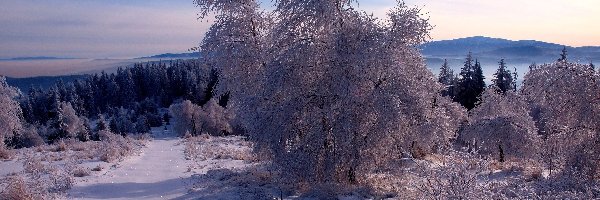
[184,134,254,162]
[0,76,23,159]
[169,100,234,137]
[0,175,43,200]
[98,129,144,163]
[196,0,465,190]
[522,61,600,179]
[459,88,540,161]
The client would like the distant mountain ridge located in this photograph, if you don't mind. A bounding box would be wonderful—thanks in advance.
[420,36,600,60]
[0,56,79,61]
[136,52,200,59]
[420,36,599,84]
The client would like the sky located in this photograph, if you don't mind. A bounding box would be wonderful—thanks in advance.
[0,0,599,59]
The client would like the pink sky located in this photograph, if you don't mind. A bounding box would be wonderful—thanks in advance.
[0,0,598,59]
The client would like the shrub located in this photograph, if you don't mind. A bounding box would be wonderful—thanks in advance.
[459,89,540,161]
[17,126,45,148]
[72,167,91,177]
[0,175,40,200]
[0,143,13,160]
[169,100,233,137]
[97,129,139,162]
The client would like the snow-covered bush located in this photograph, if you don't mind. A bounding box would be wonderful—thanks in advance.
[184,135,253,161]
[417,152,494,199]
[521,61,600,178]
[196,0,464,187]
[0,175,43,200]
[98,129,141,162]
[15,125,45,148]
[459,88,540,161]
[170,100,199,136]
[45,101,89,143]
[0,76,23,156]
[169,100,233,136]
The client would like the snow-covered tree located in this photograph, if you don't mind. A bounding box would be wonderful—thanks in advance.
[521,61,600,176]
[0,76,23,150]
[196,0,266,100]
[170,100,201,136]
[109,107,135,136]
[169,100,232,136]
[46,102,88,143]
[459,88,540,161]
[196,0,465,185]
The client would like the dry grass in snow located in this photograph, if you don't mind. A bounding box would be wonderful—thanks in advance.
[0,134,148,199]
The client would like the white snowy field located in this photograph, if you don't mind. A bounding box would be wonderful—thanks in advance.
[1,125,558,199]
[66,126,271,199]
[64,125,285,200]
[68,127,192,199]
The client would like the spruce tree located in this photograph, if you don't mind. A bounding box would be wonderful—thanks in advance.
[438,59,454,85]
[492,59,516,93]
[473,59,486,95]
[558,46,568,62]
[455,52,485,110]
[438,59,455,97]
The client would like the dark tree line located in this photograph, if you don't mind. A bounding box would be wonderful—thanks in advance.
[17,59,226,143]
[438,53,517,110]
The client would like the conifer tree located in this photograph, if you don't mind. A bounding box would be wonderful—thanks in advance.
[438,59,453,85]
[473,59,486,94]
[455,52,485,110]
[492,59,516,93]
[438,59,455,97]
[558,46,568,62]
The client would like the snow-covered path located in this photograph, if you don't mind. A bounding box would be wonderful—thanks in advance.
[68,130,194,199]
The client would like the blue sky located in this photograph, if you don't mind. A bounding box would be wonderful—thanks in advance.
[0,0,598,59]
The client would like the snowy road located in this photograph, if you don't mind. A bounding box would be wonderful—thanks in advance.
[68,129,194,200]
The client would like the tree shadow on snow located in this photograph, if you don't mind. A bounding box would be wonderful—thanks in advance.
[172,168,287,200]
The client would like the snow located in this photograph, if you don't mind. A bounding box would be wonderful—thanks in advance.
[0,159,23,177]
[68,128,193,199]
[67,126,261,199]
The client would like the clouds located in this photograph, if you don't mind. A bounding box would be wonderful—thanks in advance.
[0,0,210,59]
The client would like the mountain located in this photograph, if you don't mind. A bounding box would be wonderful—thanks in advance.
[421,36,600,83]
[421,36,516,56]
[421,36,599,60]
[136,52,200,59]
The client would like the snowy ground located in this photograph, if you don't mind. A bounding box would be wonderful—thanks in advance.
[3,127,560,199]
[67,127,266,199]
[68,128,193,199]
